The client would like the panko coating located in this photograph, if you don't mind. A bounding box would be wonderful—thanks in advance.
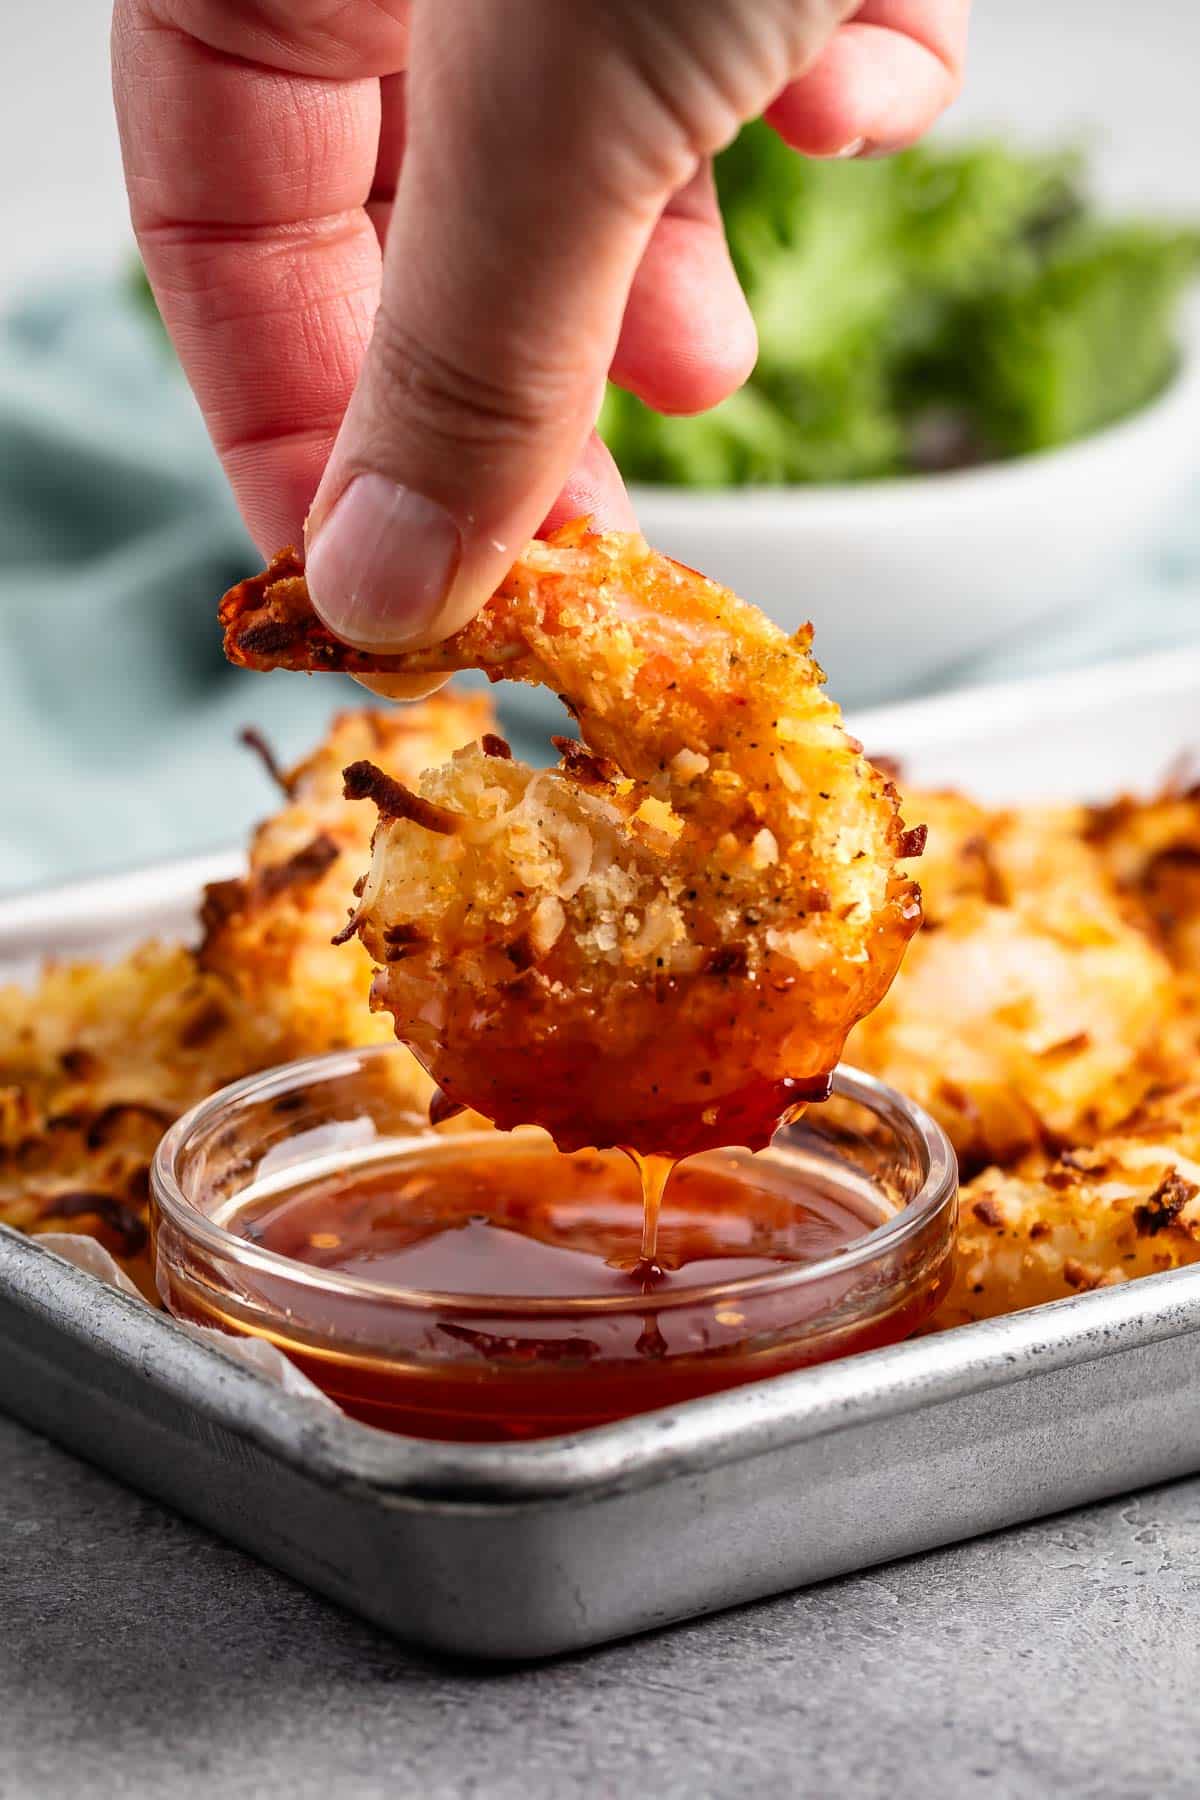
[199,697,491,1068]
[1087,783,1200,986]
[0,943,286,1291]
[936,1082,1200,1327]
[1,696,495,1288]
[848,789,1183,1172]
[221,524,924,1156]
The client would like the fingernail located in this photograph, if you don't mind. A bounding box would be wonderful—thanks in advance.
[833,135,867,159]
[305,473,461,650]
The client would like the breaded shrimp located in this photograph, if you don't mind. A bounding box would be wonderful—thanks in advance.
[0,942,288,1293]
[0,701,495,1292]
[199,698,491,1065]
[1087,785,1200,983]
[847,789,1181,1172]
[933,1082,1200,1327]
[221,524,923,1156]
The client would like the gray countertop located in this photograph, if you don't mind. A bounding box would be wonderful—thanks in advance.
[3,1413,1197,1799]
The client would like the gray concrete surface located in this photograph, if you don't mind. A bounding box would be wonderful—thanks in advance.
[2,1411,1199,1799]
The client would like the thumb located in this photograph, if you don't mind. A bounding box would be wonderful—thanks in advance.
[304,0,851,649]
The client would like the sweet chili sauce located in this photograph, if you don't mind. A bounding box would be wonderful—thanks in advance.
[160,1130,945,1440]
[432,1072,835,1276]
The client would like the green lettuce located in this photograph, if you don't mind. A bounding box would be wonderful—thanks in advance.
[601,126,1199,485]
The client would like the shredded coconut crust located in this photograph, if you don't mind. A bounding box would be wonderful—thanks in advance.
[848,789,1189,1174]
[224,524,924,1155]
[937,1083,1200,1327]
[1,701,492,1288]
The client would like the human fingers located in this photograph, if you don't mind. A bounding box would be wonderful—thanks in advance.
[765,0,969,157]
[112,0,410,552]
[302,0,855,650]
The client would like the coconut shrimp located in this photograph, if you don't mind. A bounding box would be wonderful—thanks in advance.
[222,524,924,1157]
[847,790,1183,1173]
[1088,784,1200,987]
[932,1081,1200,1328]
[200,697,492,1063]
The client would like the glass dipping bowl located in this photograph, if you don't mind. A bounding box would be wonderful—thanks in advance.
[150,1047,957,1441]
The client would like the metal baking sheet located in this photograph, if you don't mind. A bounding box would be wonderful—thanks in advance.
[2,648,1199,1659]
[4,1218,1200,1660]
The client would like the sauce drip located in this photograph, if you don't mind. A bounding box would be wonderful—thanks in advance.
[232,1143,865,1296]
[427,1082,834,1291]
[619,1149,675,1284]
[612,1076,833,1282]
[159,1134,948,1440]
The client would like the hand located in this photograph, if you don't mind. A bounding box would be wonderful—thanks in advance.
[113,1,968,650]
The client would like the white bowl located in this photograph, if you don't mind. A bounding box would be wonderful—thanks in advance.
[633,310,1200,709]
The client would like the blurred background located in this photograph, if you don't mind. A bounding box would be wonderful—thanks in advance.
[1,0,1198,890]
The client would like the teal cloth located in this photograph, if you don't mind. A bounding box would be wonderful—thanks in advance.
[2,276,1199,893]
[0,279,550,893]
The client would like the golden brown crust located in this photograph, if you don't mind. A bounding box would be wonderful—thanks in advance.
[0,944,289,1294]
[219,548,351,672]
[325,526,923,1155]
[1087,786,1200,983]
[932,1082,1200,1327]
[14,721,1200,1321]
[3,697,496,1290]
[198,697,492,1063]
[341,760,461,835]
[847,789,1186,1173]
[221,544,524,677]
